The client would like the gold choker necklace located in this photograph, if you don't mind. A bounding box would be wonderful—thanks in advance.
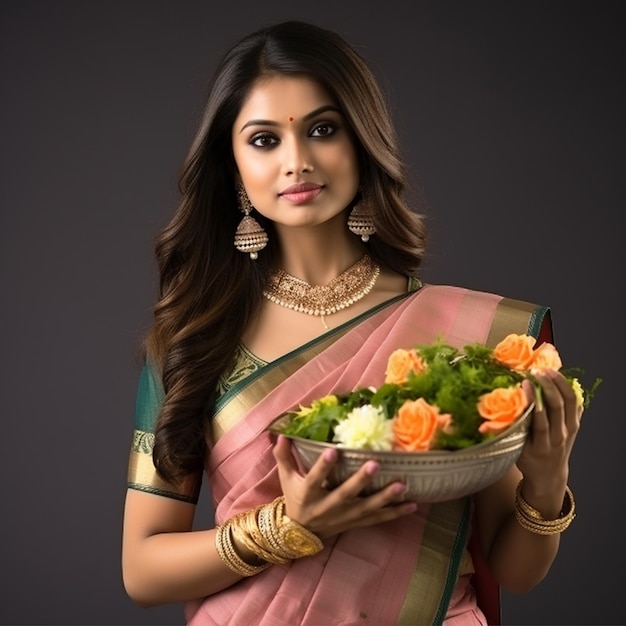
[263,254,381,329]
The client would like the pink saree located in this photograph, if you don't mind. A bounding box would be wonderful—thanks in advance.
[184,284,551,626]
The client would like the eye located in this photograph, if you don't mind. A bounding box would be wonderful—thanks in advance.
[249,133,279,148]
[310,122,337,138]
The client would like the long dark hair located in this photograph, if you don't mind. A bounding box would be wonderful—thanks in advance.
[146,20,428,482]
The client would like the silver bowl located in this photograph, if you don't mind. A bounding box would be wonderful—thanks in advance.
[268,403,533,503]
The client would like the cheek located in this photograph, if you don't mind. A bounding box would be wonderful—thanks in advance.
[237,157,275,189]
[325,148,359,185]
[233,141,270,178]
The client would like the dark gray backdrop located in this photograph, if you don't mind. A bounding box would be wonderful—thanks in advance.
[1,1,623,625]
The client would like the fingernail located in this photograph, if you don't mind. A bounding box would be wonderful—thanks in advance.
[323,448,337,462]
[405,503,418,513]
[364,461,380,475]
[392,482,407,495]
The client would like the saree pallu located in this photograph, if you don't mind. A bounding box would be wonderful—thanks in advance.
[185,284,551,626]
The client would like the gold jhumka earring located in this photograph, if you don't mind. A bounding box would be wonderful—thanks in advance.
[233,185,269,260]
[347,192,376,242]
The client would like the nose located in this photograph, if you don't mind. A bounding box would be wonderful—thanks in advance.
[282,136,314,175]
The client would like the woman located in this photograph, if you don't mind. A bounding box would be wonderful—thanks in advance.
[122,20,581,625]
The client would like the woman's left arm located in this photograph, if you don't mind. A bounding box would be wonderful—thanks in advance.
[475,368,583,593]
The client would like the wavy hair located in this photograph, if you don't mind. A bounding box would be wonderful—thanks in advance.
[146,20,428,482]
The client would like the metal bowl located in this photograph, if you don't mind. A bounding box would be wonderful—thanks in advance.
[268,404,533,503]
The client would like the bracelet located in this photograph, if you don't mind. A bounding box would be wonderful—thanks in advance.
[514,480,576,535]
[273,496,324,558]
[214,521,271,576]
[215,496,324,575]
[234,507,290,566]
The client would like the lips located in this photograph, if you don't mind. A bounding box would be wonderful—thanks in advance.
[279,182,323,204]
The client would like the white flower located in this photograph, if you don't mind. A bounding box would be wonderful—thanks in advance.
[332,404,394,450]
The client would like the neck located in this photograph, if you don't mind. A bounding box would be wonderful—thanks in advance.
[274,221,367,285]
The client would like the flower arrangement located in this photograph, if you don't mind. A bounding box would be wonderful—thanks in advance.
[276,334,600,452]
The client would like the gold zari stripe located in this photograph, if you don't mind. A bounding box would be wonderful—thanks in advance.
[212,331,350,442]
[486,297,542,347]
[212,281,421,443]
[127,429,202,504]
[397,499,468,625]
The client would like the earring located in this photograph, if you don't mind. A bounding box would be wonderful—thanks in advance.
[234,185,268,260]
[347,192,376,242]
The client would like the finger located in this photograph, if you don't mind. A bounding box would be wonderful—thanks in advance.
[545,369,582,432]
[534,372,568,445]
[301,444,341,490]
[365,480,411,506]
[272,434,306,488]
[272,434,297,467]
[342,459,381,499]
[340,481,417,527]
[344,498,419,530]
[523,378,550,444]
[307,451,415,507]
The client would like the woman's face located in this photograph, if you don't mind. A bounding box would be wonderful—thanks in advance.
[232,75,360,231]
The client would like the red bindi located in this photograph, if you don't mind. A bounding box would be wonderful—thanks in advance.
[288,116,294,122]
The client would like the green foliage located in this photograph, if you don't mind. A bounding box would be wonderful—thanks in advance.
[276,337,600,452]
[281,402,346,442]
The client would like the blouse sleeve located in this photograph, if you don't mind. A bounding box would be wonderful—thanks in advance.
[126,361,202,504]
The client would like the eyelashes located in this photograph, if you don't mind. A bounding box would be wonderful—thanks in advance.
[248,121,339,149]
[250,133,279,148]
[309,122,336,138]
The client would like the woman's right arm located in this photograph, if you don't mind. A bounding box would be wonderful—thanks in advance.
[122,440,418,608]
[122,490,246,607]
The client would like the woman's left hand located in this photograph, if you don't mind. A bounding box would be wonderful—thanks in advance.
[517,369,583,489]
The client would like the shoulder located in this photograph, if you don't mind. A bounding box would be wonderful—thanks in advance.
[417,283,546,310]
[410,284,551,344]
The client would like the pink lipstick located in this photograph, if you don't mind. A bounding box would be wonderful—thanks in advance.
[279,183,323,204]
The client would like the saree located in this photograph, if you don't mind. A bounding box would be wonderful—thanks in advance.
[178,284,551,626]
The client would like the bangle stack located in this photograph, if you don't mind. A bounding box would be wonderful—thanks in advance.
[514,480,576,535]
[215,496,324,577]
[215,522,271,577]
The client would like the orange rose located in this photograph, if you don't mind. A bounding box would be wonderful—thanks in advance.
[529,342,562,372]
[493,333,536,371]
[384,349,427,385]
[477,385,529,434]
[392,398,452,451]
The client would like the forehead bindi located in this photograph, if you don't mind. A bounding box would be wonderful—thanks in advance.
[235,77,336,131]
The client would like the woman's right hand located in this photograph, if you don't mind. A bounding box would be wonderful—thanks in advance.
[272,434,417,539]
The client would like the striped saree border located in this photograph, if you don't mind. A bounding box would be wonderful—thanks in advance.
[486,297,551,346]
[397,499,471,625]
[127,428,202,504]
[211,291,416,443]
[126,361,203,503]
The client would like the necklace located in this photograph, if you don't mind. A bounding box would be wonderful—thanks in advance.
[263,254,381,329]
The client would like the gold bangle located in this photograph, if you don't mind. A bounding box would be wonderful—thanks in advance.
[258,499,284,554]
[215,497,323,573]
[514,481,576,535]
[214,521,271,576]
[232,508,290,566]
[273,496,324,558]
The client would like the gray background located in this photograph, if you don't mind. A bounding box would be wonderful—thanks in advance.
[1,1,623,624]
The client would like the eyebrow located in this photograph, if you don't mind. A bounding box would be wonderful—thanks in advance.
[238,105,341,133]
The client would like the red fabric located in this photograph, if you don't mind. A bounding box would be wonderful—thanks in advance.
[468,515,500,625]
[537,311,554,345]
